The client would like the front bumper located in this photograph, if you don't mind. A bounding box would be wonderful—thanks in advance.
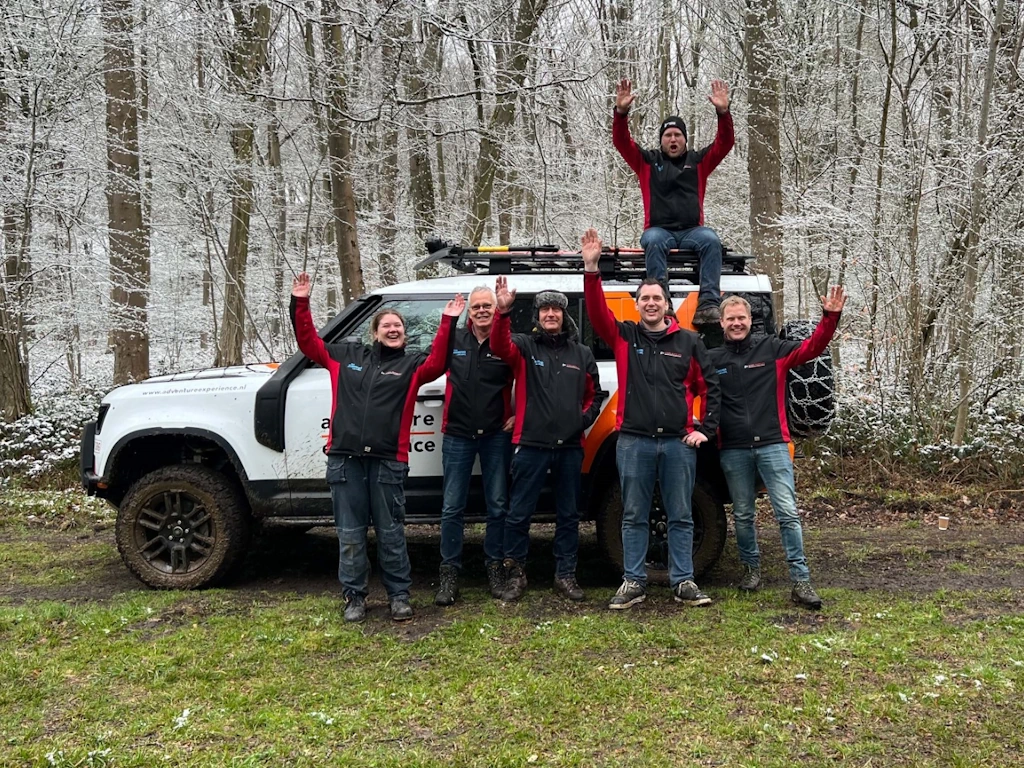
[80,421,101,495]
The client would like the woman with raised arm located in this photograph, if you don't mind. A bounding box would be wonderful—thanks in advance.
[290,272,464,623]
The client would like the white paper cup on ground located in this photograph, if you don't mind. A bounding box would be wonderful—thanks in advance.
[937,516,950,531]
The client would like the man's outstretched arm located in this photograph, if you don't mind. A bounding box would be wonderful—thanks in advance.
[699,79,735,173]
[612,78,644,173]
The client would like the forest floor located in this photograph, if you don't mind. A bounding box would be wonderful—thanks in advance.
[1,479,1022,766]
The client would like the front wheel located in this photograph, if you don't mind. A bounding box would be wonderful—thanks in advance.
[595,479,726,586]
[116,466,252,589]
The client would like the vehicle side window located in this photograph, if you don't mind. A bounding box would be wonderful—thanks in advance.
[347,299,450,355]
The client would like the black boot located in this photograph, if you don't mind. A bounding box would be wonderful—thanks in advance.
[434,564,460,606]
[501,559,527,601]
[485,560,506,599]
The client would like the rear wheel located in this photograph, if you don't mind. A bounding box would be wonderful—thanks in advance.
[596,479,726,586]
[116,466,251,589]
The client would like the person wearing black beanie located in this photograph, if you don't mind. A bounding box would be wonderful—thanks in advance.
[612,78,734,328]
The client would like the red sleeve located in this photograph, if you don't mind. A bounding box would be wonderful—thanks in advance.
[612,110,645,174]
[580,350,605,430]
[290,296,330,368]
[415,314,457,384]
[583,271,622,347]
[697,110,735,175]
[489,311,522,367]
[779,311,840,370]
[686,340,720,438]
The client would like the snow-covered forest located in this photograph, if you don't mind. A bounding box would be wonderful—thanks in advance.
[2,0,1023,478]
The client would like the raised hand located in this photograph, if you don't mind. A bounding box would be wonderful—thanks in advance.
[443,293,466,317]
[615,79,635,114]
[709,79,730,113]
[495,276,516,313]
[292,272,312,298]
[581,228,602,271]
[821,286,848,313]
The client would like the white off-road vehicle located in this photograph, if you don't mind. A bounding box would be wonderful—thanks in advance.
[81,245,830,589]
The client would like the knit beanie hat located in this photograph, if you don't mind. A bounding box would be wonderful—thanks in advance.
[659,116,687,140]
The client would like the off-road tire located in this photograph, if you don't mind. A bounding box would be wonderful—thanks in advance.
[116,465,251,589]
[595,479,726,586]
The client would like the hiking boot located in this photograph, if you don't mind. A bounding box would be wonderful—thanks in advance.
[390,596,414,622]
[501,559,527,602]
[739,565,762,592]
[485,560,506,599]
[434,564,460,606]
[791,581,823,610]
[673,580,712,606]
[608,579,646,610]
[691,303,721,327]
[553,575,585,602]
[343,595,366,623]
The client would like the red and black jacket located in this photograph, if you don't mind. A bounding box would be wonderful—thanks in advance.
[490,310,605,449]
[442,324,513,439]
[290,296,455,463]
[708,312,840,450]
[584,271,720,440]
[613,109,734,231]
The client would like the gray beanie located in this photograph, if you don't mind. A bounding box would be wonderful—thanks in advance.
[534,290,568,310]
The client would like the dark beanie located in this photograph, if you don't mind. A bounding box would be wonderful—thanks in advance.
[660,116,687,140]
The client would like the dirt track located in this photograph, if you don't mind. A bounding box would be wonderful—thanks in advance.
[4,514,1023,611]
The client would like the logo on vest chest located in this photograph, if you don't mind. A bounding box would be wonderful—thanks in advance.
[562,363,581,371]
[346,363,363,372]
[744,362,767,369]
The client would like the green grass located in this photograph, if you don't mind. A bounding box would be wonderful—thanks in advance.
[1,495,1023,766]
[3,588,1024,765]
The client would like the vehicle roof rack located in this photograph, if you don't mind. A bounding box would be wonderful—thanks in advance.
[418,239,754,282]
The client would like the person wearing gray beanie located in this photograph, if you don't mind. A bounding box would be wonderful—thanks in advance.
[489,276,607,603]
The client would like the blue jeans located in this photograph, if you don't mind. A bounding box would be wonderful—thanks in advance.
[640,225,722,307]
[440,431,512,568]
[616,433,697,587]
[503,445,583,578]
[327,455,412,600]
[719,443,810,582]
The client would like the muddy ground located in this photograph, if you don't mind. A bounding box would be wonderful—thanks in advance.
[4,498,1023,635]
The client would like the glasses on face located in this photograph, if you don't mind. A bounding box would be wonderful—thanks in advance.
[470,303,494,311]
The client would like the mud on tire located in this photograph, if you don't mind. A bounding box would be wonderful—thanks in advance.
[595,479,726,586]
[116,465,251,589]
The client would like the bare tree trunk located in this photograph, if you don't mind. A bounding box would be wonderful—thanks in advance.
[404,14,440,277]
[103,0,150,384]
[322,0,363,305]
[0,76,32,419]
[953,0,1005,444]
[268,103,287,340]
[377,13,400,286]
[745,0,784,323]
[463,0,550,246]
[864,0,897,376]
[216,0,270,367]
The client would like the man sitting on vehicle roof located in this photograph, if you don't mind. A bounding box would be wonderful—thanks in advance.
[612,78,734,327]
